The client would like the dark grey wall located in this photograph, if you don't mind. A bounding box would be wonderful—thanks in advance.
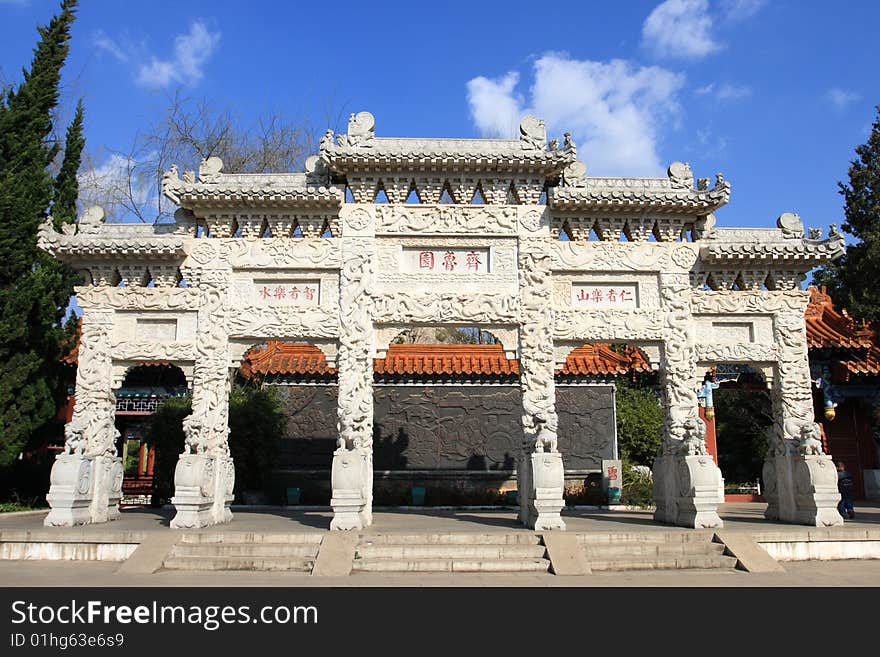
[273,384,616,472]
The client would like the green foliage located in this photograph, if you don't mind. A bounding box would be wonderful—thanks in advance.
[620,458,654,508]
[145,385,286,504]
[0,0,81,468]
[52,98,84,228]
[714,388,772,484]
[813,106,880,322]
[146,396,191,505]
[228,384,285,496]
[615,378,663,466]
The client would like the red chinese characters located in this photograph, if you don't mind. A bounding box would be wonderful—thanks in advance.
[419,251,435,270]
[574,286,635,306]
[466,250,481,271]
[442,251,457,271]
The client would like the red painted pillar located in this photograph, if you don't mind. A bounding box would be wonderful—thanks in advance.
[146,445,156,477]
[137,443,148,476]
[700,406,718,464]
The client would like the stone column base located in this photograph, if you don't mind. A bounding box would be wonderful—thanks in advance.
[794,454,844,526]
[44,454,123,527]
[170,453,234,529]
[762,452,842,526]
[519,452,566,531]
[330,448,368,531]
[653,454,723,529]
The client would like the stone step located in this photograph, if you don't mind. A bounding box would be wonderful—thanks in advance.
[177,532,324,545]
[583,542,726,559]
[576,531,715,545]
[356,543,547,560]
[362,533,542,546]
[169,543,320,558]
[352,558,550,573]
[162,555,314,572]
[588,554,739,572]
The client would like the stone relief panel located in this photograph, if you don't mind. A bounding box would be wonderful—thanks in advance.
[694,343,779,364]
[184,238,341,271]
[372,291,519,324]
[373,205,517,235]
[77,286,200,311]
[274,384,615,472]
[553,309,665,342]
[226,305,340,340]
[551,241,698,273]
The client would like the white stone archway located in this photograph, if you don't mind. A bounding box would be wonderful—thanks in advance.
[38,113,845,530]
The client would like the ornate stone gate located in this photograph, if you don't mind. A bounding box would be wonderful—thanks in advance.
[38,112,845,530]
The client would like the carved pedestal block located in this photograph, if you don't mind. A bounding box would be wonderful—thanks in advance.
[44,454,123,527]
[653,454,723,528]
[794,455,844,527]
[170,453,234,529]
[330,448,368,531]
[676,455,724,528]
[45,455,94,526]
[519,452,566,531]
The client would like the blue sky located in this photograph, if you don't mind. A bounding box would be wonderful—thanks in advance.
[1,0,878,233]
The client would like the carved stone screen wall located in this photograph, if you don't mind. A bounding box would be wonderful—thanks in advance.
[38,110,847,531]
[272,383,615,502]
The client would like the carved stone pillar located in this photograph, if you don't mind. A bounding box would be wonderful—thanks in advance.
[653,274,723,529]
[331,236,375,530]
[45,307,123,526]
[170,272,235,528]
[518,236,565,530]
[764,292,842,526]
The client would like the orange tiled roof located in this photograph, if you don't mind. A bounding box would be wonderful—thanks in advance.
[375,343,518,377]
[805,286,874,349]
[806,286,880,377]
[241,342,336,378]
[242,341,650,378]
[559,344,652,376]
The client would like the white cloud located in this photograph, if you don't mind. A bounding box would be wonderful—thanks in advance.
[78,153,156,221]
[642,0,720,60]
[466,54,685,177]
[694,82,751,100]
[136,21,220,89]
[720,0,766,22]
[92,30,128,63]
[466,72,523,139]
[825,87,860,110]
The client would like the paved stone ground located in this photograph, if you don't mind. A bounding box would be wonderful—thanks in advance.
[3,501,878,535]
[2,502,879,587]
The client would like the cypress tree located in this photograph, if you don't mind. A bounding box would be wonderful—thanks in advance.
[0,0,79,468]
[52,98,85,229]
[813,106,880,322]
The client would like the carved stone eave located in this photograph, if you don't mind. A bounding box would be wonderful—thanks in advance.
[162,169,343,211]
[699,235,845,268]
[322,138,574,176]
[548,176,730,214]
[38,219,186,262]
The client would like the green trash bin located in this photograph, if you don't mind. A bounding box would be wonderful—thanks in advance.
[286,487,301,505]
[410,486,426,506]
